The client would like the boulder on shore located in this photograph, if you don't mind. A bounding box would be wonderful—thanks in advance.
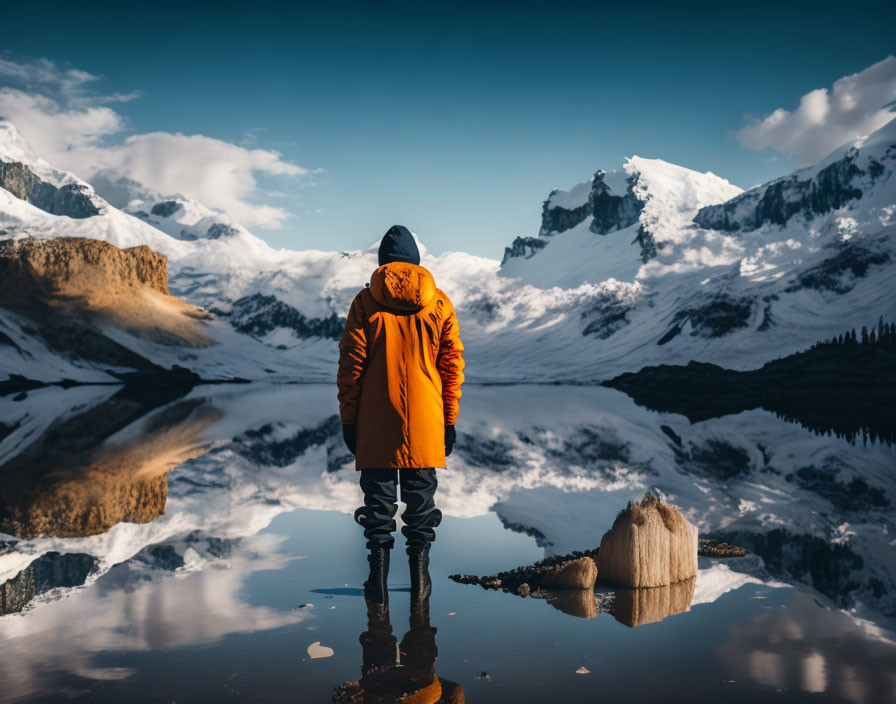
[541,556,597,590]
[449,549,599,593]
[597,493,697,588]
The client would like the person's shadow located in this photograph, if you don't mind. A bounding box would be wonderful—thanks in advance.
[331,594,465,703]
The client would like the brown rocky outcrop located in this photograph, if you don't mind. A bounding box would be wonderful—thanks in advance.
[449,548,600,594]
[0,236,168,297]
[597,493,698,588]
[540,556,598,590]
[0,237,213,348]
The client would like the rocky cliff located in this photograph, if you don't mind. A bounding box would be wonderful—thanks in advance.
[694,142,894,232]
[0,160,100,219]
[0,236,169,300]
[0,237,214,363]
[538,170,645,238]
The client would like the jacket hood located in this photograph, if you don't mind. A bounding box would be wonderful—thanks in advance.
[378,225,421,266]
[369,262,436,312]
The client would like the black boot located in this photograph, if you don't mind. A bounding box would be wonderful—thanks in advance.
[364,547,390,604]
[408,545,432,605]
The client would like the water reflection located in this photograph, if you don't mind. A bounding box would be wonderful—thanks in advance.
[717,591,896,704]
[0,388,219,538]
[0,551,96,615]
[611,577,696,628]
[542,588,598,618]
[0,382,893,702]
[0,532,302,703]
[479,578,696,625]
[332,595,465,704]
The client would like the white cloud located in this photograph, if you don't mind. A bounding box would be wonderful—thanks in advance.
[737,56,896,167]
[0,57,309,228]
[89,132,307,228]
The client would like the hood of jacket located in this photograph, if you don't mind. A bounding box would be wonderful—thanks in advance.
[378,225,421,266]
[368,261,436,312]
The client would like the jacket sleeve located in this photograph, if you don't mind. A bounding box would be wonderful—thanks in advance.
[336,293,367,424]
[436,298,465,425]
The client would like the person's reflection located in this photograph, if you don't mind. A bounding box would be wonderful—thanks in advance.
[333,595,465,703]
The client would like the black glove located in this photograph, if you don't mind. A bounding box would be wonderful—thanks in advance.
[445,425,456,457]
[342,424,356,455]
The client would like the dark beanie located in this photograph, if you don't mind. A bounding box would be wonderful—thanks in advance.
[378,225,421,266]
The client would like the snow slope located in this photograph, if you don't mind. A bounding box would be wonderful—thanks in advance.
[2,118,895,384]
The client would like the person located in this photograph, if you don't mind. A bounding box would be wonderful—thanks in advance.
[337,225,465,605]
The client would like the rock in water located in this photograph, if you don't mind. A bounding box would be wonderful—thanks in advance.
[541,556,597,590]
[449,549,599,593]
[597,493,697,588]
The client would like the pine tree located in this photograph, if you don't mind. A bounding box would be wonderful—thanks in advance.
[870,329,877,344]
[878,316,885,339]
[850,329,858,344]
[861,326,869,344]
[838,333,844,345]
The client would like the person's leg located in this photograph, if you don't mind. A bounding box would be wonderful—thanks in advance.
[356,469,399,549]
[399,469,442,551]
[399,469,442,604]
[356,469,398,603]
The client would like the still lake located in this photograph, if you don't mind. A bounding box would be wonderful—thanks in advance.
[1,383,894,703]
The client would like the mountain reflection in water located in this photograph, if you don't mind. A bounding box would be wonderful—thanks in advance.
[0,382,893,703]
[0,388,219,538]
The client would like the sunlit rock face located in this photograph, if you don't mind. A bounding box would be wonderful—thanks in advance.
[597,493,698,588]
[0,395,219,538]
[0,237,213,348]
[0,161,99,219]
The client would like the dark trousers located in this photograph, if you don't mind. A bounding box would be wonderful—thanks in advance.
[355,469,442,552]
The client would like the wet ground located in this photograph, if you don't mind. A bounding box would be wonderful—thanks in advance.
[1,383,895,703]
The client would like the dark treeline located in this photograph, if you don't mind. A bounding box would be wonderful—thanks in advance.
[811,316,896,349]
[606,316,896,447]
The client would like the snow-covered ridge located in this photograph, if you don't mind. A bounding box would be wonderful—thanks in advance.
[1,118,895,384]
[695,117,896,233]
[535,157,742,243]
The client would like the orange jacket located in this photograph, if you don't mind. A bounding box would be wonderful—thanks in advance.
[337,262,465,470]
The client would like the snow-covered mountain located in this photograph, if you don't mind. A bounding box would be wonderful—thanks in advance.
[498,123,896,375]
[1,117,895,385]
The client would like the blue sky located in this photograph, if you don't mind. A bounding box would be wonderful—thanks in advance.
[1,0,895,257]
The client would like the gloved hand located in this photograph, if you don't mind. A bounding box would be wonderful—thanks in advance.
[342,424,356,455]
[445,425,456,457]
